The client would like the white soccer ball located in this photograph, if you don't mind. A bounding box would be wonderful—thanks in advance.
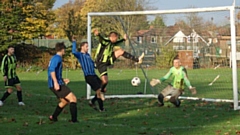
[131,77,141,87]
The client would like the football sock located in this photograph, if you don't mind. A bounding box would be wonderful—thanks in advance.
[122,51,139,62]
[91,94,98,104]
[1,91,10,102]
[70,102,78,122]
[97,98,104,110]
[158,94,164,105]
[17,91,23,102]
[52,105,63,120]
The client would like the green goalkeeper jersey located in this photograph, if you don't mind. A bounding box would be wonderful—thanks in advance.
[95,34,125,65]
[160,66,191,90]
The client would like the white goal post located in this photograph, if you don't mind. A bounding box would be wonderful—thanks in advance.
[87,5,240,110]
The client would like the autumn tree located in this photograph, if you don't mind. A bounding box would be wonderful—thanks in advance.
[81,0,150,37]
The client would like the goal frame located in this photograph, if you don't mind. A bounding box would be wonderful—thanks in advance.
[87,5,240,110]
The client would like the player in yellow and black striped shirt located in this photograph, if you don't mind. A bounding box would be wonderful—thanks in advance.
[0,46,25,106]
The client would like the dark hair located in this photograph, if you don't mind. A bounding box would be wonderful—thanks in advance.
[8,45,14,49]
[79,42,88,51]
[55,42,66,52]
[109,32,119,37]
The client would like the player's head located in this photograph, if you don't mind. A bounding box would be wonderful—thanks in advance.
[173,58,181,68]
[80,42,88,53]
[55,42,66,55]
[7,45,15,55]
[109,32,119,43]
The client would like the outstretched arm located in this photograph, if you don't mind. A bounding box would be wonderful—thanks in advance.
[150,68,172,87]
[160,68,173,82]
[94,29,109,44]
[72,38,81,59]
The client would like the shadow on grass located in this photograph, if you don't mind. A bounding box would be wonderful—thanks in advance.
[0,78,238,135]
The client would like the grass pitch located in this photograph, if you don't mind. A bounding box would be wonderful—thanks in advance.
[0,68,240,135]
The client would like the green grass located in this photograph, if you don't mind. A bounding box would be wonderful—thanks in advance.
[0,68,240,135]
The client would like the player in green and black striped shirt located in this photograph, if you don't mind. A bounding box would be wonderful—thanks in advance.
[0,46,25,106]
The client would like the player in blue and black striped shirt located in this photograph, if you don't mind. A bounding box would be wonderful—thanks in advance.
[48,42,78,122]
[72,37,105,112]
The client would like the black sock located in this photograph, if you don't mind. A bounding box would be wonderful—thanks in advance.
[1,91,10,102]
[17,91,23,102]
[122,51,139,62]
[52,105,63,120]
[97,98,104,110]
[158,94,164,105]
[91,95,98,104]
[70,102,77,122]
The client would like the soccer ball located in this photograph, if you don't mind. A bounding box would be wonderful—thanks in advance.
[131,77,141,87]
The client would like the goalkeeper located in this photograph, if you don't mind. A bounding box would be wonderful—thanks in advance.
[150,58,196,107]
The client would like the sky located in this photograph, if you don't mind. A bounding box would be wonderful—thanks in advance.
[53,0,239,25]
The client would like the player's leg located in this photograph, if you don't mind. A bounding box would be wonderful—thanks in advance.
[50,98,68,121]
[0,78,14,106]
[14,76,24,106]
[97,63,108,95]
[86,75,104,111]
[158,85,174,106]
[114,48,144,64]
[63,87,78,123]
[169,89,182,107]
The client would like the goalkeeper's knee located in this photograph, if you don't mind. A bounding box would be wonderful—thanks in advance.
[158,94,164,105]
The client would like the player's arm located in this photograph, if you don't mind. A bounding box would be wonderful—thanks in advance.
[94,29,109,45]
[114,34,127,46]
[1,56,8,81]
[71,40,81,59]
[182,69,196,94]
[48,58,60,90]
[150,68,173,87]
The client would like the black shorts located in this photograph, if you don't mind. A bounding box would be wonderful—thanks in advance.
[85,75,101,91]
[50,85,71,98]
[96,53,117,77]
[5,76,21,88]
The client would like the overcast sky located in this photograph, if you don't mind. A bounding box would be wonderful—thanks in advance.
[53,0,239,26]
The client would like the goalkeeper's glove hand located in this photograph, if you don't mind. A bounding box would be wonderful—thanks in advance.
[150,79,161,87]
[189,86,197,95]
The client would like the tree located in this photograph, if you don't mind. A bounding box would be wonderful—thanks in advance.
[80,0,150,37]
[20,2,55,40]
[0,0,56,51]
[0,0,25,51]
[49,0,85,39]
[150,15,165,28]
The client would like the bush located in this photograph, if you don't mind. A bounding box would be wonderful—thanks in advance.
[155,46,178,69]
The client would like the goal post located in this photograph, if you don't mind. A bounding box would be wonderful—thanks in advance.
[87,5,240,110]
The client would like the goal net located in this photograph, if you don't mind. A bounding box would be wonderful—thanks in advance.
[87,6,240,110]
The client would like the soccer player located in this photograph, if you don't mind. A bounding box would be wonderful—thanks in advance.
[48,42,78,123]
[72,37,105,112]
[94,30,144,98]
[150,58,197,107]
[0,46,25,106]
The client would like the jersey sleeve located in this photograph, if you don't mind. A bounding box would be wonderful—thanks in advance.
[160,67,173,82]
[1,55,8,76]
[182,68,192,87]
[48,56,60,73]
[114,38,126,46]
[96,34,110,45]
[72,41,82,58]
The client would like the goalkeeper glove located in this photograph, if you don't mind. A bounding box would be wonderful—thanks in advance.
[189,86,197,95]
[150,79,161,87]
